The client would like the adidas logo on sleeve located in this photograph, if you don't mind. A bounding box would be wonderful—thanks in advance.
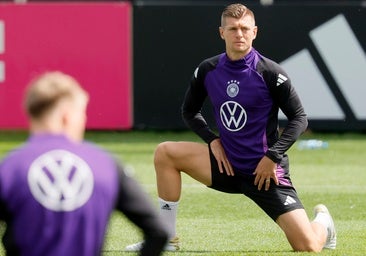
[276,73,288,86]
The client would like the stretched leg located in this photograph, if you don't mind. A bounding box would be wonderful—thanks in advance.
[154,141,212,201]
[126,141,212,252]
[154,141,212,243]
[276,206,335,252]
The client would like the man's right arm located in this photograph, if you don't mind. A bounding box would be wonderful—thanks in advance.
[181,66,218,144]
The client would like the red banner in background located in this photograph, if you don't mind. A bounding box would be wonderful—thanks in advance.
[0,2,132,130]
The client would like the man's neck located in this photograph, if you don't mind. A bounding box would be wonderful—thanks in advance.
[226,47,252,61]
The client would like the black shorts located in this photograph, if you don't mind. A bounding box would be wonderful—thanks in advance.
[207,145,304,221]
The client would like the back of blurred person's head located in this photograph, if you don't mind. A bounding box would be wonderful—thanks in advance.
[24,71,89,142]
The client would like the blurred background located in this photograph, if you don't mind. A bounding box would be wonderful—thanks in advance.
[0,0,365,132]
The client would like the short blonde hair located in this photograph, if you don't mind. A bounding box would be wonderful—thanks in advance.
[221,3,255,26]
[24,71,88,119]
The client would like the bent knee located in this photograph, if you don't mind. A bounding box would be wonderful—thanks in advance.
[154,141,178,164]
[292,240,323,252]
[155,141,175,157]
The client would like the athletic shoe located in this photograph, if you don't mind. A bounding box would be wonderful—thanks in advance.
[314,204,336,249]
[125,236,180,251]
[164,237,180,251]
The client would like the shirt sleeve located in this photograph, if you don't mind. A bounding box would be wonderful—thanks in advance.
[181,64,219,144]
[115,164,168,256]
[260,58,308,163]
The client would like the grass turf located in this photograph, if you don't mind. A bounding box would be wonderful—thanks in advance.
[0,130,365,255]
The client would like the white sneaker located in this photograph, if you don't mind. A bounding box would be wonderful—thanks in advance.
[125,241,144,252]
[164,237,180,251]
[314,204,336,249]
[125,237,180,252]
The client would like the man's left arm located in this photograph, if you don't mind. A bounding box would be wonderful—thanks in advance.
[265,69,308,163]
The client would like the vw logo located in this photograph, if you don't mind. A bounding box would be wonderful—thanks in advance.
[28,150,94,212]
[220,101,247,131]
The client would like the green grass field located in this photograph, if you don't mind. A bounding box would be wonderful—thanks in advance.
[0,130,365,255]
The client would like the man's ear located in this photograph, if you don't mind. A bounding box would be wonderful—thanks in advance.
[61,110,69,128]
[60,103,71,128]
[252,26,258,40]
[219,27,225,40]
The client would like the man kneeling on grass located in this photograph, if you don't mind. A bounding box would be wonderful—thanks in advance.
[126,3,336,252]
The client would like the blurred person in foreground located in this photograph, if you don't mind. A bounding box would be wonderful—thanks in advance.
[126,3,336,252]
[0,71,168,256]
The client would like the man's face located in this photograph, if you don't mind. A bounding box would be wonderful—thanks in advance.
[219,15,257,59]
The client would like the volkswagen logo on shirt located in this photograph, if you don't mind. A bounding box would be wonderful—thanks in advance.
[28,150,94,212]
[220,101,247,132]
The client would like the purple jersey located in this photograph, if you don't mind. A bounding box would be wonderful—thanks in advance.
[182,48,307,183]
[0,134,168,256]
[204,51,273,173]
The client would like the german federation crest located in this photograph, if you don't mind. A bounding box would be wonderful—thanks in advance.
[226,80,240,98]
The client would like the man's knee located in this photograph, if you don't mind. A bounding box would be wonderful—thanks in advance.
[292,240,322,253]
[154,141,176,165]
[277,210,324,253]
